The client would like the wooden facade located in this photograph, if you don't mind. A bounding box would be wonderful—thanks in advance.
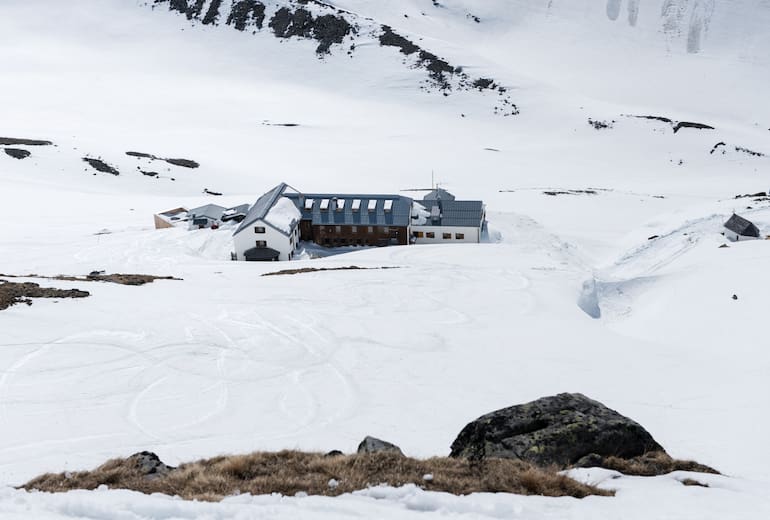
[299,221,408,247]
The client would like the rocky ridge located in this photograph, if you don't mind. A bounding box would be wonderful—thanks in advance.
[149,0,516,113]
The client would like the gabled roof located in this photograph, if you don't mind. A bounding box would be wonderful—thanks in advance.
[423,188,456,201]
[724,213,760,237]
[417,199,485,227]
[283,193,413,227]
[235,183,296,236]
[189,204,226,220]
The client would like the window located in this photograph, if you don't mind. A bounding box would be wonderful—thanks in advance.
[335,226,341,233]
[351,226,358,233]
[383,226,390,233]
[443,233,452,240]
[304,198,314,210]
[352,199,361,212]
[384,200,393,212]
[255,240,267,248]
[414,231,424,238]
[255,226,266,234]
[336,199,345,211]
[455,233,465,240]
[367,199,377,212]
[367,226,374,234]
[320,199,330,211]
[426,232,435,239]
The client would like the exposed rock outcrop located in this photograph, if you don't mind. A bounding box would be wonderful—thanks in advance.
[148,0,517,112]
[227,0,266,30]
[0,137,52,146]
[82,157,120,175]
[126,151,200,168]
[126,451,176,480]
[450,393,663,466]
[357,436,404,456]
[3,148,31,159]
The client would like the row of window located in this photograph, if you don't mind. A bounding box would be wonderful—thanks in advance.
[414,232,465,240]
[320,225,394,234]
[304,198,393,213]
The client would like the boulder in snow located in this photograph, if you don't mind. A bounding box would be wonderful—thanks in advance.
[450,393,663,466]
[357,436,404,456]
[126,451,175,480]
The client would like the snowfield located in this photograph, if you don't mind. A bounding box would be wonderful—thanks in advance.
[1,0,769,518]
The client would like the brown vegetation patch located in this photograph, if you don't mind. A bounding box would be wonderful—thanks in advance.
[0,273,181,286]
[21,450,611,501]
[262,266,399,277]
[0,280,89,311]
[596,451,719,477]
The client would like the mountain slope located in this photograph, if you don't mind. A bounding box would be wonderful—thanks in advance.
[1,2,770,518]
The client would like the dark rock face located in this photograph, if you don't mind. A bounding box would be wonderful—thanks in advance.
[4,148,31,159]
[148,1,516,111]
[0,137,52,146]
[227,0,266,30]
[269,7,350,53]
[164,158,200,168]
[82,158,120,175]
[126,151,200,168]
[126,451,175,480]
[312,14,353,53]
[450,393,664,466]
[379,25,419,55]
[202,0,224,25]
[673,121,714,133]
[357,436,404,455]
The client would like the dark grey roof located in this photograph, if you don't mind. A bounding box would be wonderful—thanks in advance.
[244,247,280,261]
[224,203,250,215]
[235,183,289,235]
[417,199,485,227]
[283,193,413,227]
[189,204,226,220]
[423,188,455,201]
[724,213,760,237]
[222,204,250,222]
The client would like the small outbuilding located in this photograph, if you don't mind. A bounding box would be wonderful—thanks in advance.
[221,204,250,223]
[723,213,760,241]
[154,207,189,229]
[189,204,226,229]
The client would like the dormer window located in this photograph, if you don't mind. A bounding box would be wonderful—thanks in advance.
[367,199,377,212]
[352,199,361,212]
[336,199,345,211]
[320,199,330,211]
[304,198,314,210]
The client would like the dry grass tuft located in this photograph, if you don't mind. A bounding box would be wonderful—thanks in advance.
[21,451,612,501]
[598,451,719,477]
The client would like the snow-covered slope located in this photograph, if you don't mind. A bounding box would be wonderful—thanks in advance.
[1,1,769,518]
